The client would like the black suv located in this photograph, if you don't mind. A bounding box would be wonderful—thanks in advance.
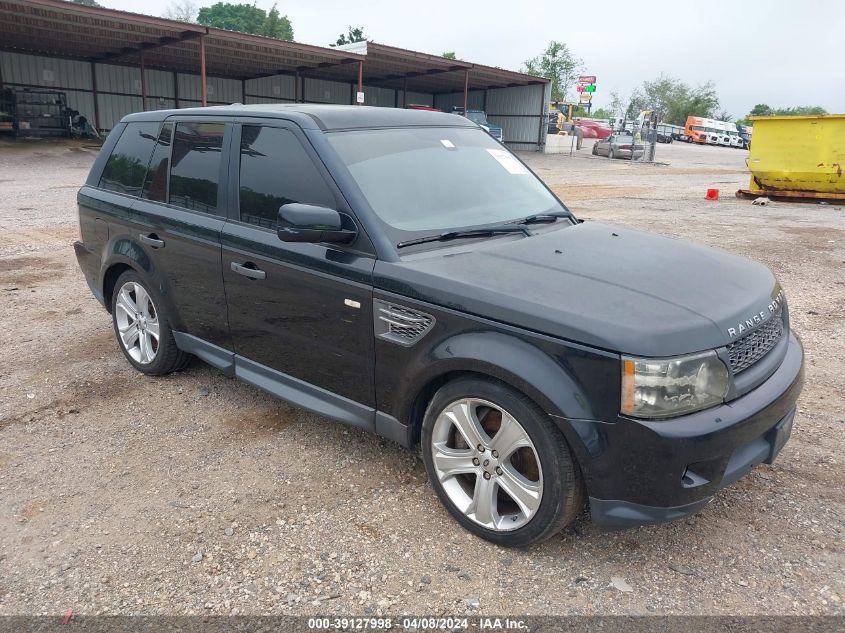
[75,105,804,547]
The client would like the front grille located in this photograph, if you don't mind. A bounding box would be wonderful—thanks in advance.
[727,302,785,373]
[374,300,434,346]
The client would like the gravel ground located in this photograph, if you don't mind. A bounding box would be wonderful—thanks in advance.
[0,137,842,617]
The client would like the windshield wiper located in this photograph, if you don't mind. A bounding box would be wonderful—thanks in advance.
[517,211,573,225]
[397,224,531,248]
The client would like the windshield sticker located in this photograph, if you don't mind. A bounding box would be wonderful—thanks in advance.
[486,149,529,175]
[440,139,456,149]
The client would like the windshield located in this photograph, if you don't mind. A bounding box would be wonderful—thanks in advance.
[326,127,565,237]
[466,111,488,125]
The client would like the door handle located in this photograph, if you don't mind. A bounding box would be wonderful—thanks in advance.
[139,233,165,248]
[231,261,266,280]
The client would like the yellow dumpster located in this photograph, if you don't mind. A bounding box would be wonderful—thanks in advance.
[740,114,845,200]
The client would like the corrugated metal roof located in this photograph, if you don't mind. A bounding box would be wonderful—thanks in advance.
[0,0,547,93]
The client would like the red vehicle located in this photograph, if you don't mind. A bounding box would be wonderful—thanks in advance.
[575,118,612,139]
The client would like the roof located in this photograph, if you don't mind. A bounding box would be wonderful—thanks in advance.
[0,0,363,78]
[0,0,547,93]
[332,41,546,93]
[122,103,479,130]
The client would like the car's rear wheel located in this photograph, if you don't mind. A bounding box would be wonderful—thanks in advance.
[421,377,584,547]
[111,270,189,375]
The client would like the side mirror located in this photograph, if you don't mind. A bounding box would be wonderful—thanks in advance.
[277,203,357,244]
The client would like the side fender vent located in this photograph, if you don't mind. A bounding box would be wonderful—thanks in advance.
[374,299,434,346]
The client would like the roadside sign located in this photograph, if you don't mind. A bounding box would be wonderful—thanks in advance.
[578,75,596,84]
[356,91,365,104]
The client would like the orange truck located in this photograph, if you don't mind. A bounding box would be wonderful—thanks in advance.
[684,116,711,144]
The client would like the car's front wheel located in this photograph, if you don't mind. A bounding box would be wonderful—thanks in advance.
[111,270,189,375]
[421,377,584,547]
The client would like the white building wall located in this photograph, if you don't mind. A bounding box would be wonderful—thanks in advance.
[1,51,92,90]
[363,86,395,107]
[177,73,241,104]
[303,78,351,104]
[245,74,296,102]
[403,91,434,107]
[434,90,485,112]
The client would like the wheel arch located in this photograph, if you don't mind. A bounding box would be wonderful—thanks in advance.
[98,237,182,331]
[402,332,598,458]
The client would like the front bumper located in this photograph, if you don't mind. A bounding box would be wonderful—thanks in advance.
[582,331,804,529]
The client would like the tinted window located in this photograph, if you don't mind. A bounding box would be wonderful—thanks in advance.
[141,122,173,202]
[239,126,335,230]
[169,122,225,214]
[326,127,562,234]
[99,122,159,196]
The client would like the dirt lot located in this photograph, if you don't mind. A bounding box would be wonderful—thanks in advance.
[0,138,842,617]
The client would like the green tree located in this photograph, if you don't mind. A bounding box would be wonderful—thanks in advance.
[164,0,197,22]
[260,5,293,40]
[331,26,367,47]
[589,107,613,120]
[442,51,457,60]
[72,0,101,6]
[197,2,293,40]
[523,41,583,102]
[607,90,626,120]
[748,103,773,117]
[738,104,827,126]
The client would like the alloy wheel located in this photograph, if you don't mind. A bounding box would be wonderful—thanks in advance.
[114,281,160,364]
[430,398,543,531]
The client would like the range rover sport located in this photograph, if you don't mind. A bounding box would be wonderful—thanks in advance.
[74,105,804,547]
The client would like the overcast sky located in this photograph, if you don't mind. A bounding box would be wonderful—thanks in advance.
[103,0,844,118]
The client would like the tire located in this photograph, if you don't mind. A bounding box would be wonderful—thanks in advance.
[421,377,584,547]
[110,270,190,375]
[591,144,598,156]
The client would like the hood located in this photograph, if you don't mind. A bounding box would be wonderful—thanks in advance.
[375,222,780,357]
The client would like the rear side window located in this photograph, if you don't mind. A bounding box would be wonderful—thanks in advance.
[141,122,173,202]
[238,125,335,229]
[99,122,159,196]
[168,122,225,214]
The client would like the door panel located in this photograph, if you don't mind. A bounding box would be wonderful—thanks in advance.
[221,122,376,408]
[222,223,375,407]
[131,199,229,348]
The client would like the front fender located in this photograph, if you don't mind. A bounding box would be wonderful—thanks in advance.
[420,331,599,421]
[379,327,618,478]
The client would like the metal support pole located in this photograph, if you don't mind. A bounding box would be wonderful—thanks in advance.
[537,83,546,150]
[173,71,179,109]
[357,61,363,104]
[90,61,100,130]
[402,75,407,108]
[199,34,207,107]
[140,52,147,111]
[294,70,300,103]
[463,69,469,113]
[241,79,246,104]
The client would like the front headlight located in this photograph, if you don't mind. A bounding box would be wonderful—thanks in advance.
[621,351,729,419]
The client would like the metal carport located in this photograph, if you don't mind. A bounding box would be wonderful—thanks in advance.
[0,0,550,148]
